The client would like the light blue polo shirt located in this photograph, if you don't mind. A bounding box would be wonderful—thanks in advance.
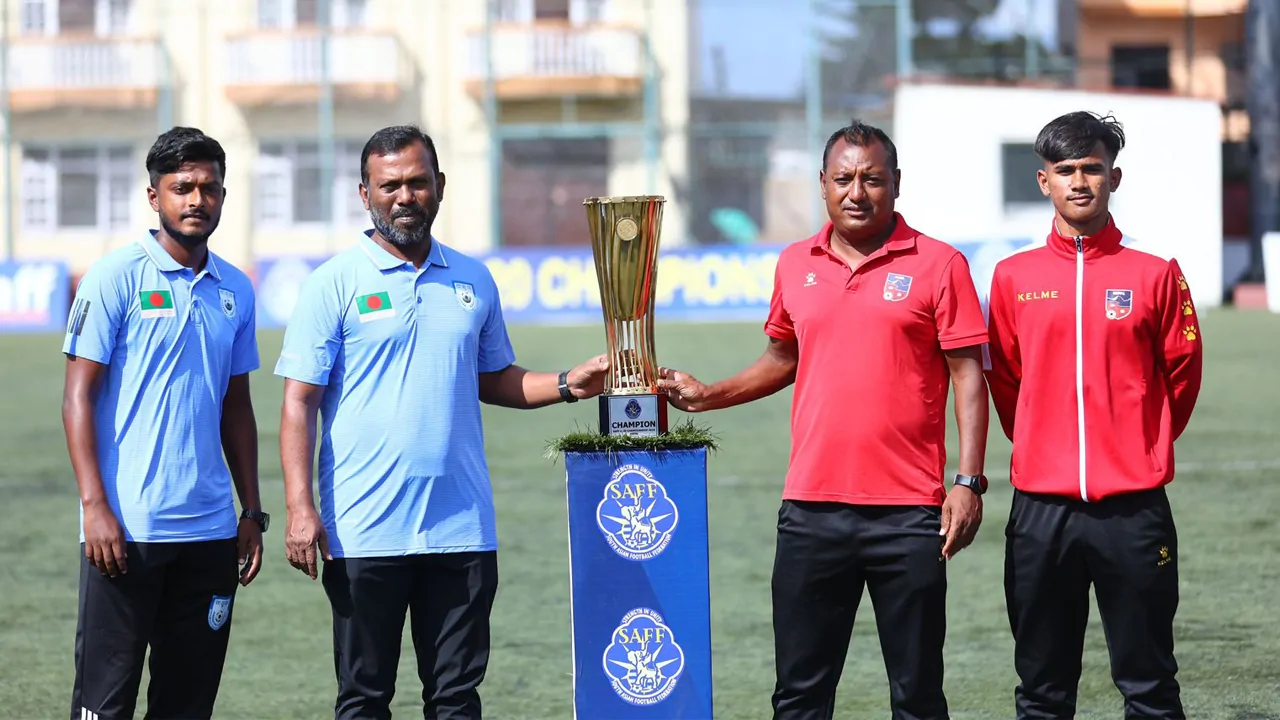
[62,230,260,543]
[274,232,516,558]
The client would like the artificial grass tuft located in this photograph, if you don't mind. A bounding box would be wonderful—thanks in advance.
[545,417,719,459]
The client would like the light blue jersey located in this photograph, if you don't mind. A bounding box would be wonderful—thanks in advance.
[62,230,260,543]
[274,232,516,558]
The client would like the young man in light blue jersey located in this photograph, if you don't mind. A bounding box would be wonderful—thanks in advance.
[277,125,608,720]
[61,127,267,720]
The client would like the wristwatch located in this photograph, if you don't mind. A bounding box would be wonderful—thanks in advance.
[558,370,578,403]
[241,508,270,532]
[953,474,988,495]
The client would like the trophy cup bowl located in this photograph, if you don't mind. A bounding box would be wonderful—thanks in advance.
[584,195,669,437]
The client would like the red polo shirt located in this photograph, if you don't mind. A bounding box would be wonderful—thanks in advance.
[765,214,988,506]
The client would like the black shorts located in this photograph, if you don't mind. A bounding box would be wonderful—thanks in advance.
[70,538,239,720]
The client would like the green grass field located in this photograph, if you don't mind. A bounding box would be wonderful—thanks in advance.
[2,310,1279,719]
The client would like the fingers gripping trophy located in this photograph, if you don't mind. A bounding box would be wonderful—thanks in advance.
[583,196,669,437]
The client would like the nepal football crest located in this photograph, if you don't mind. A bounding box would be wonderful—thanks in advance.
[883,273,912,302]
[603,608,686,706]
[1106,289,1133,320]
[624,399,642,419]
[596,463,679,562]
[207,595,232,631]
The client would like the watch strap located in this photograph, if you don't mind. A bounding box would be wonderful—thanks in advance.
[241,508,270,532]
[558,370,577,403]
[953,473,988,495]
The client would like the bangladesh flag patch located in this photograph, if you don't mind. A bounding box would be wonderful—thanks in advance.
[355,291,395,323]
[139,289,176,319]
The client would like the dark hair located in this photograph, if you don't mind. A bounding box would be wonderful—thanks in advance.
[146,127,226,187]
[822,119,898,172]
[361,124,440,184]
[1034,111,1126,164]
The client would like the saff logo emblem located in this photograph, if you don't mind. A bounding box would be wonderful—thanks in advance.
[603,607,686,706]
[1106,289,1133,320]
[207,595,232,631]
[596,463,679,562]
[883,273,912,302]
[625,399,642,419]
[453,281,477,311]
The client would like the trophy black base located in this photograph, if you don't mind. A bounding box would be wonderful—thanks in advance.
[598,394,668,437]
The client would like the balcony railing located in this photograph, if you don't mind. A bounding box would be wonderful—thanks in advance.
[225,30,406,104]
[7,37,160,103]
[465,24,644,98]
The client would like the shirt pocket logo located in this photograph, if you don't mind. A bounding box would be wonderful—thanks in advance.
[219,288,237,320]
[453,281,477,311]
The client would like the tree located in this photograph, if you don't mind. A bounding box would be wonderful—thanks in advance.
[811,0,1052,115]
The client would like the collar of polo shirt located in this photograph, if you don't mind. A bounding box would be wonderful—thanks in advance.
[358,229,449,271]
[138,229,222,281]
[808,211,919,261]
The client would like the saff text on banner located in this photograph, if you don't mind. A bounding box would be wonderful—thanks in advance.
[566,449,714,718]
[0,261,70,333]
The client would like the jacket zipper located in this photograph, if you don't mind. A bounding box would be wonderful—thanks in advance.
[1074,235,1088,502]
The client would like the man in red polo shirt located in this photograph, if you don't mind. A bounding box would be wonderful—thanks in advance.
[658,119,990,719]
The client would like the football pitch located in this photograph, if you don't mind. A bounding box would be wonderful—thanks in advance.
[1,311,1278,719]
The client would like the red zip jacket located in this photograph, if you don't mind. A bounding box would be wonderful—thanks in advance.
[984,215,1204,502]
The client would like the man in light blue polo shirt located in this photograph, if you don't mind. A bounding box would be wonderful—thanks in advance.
[278,125,608,720]
[61,127,268,720]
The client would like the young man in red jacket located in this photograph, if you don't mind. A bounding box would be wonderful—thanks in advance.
[985,111,1203,719]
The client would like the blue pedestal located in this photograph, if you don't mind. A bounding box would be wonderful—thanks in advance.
[565,448,714,719]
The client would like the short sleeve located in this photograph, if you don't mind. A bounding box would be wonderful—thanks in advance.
[763,256,795,342]
[62,264,126,365]
[478,277,516,374]
[274,270,343,386]
[230,284,260,376]
[935,252,989,350]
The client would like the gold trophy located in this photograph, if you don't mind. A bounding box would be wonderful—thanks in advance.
[584,195,669,437]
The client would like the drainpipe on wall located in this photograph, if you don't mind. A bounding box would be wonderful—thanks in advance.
[1245,0,1279,283]
[485,0,501,250]
[319,0,335,255]
[1,0,12,262]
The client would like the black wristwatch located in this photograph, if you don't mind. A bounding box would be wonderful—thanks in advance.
[558,370,578,403]
[241,509,270,532]
[953,474,988,496]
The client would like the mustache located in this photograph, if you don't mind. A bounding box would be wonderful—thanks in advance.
[182,211,208,220]
[391,207,424,220]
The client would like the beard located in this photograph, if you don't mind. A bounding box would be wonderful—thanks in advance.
[370,203,433,248]
[159,212,218,247]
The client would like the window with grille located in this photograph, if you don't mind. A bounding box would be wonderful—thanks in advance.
[21,144,134,231]
[257,0,366,28]
[255,140,367,227]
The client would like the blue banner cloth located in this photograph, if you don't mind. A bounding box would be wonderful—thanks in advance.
[253,239,1029,329]
[565,448,714,719]
[0,260,69,333]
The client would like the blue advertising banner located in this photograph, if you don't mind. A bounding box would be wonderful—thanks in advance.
[0,260,70,333]
[565,449,714,719]
[254,239,1032,329]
